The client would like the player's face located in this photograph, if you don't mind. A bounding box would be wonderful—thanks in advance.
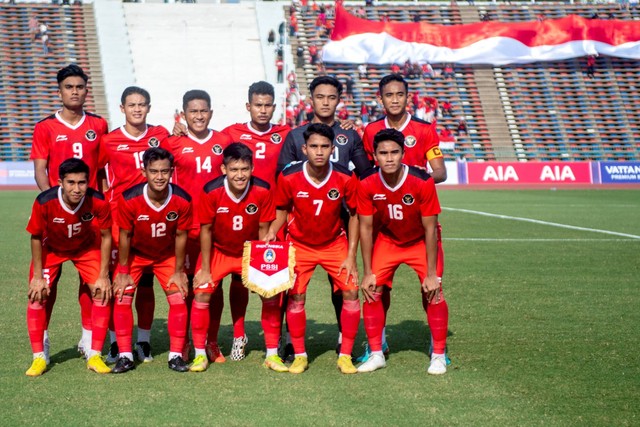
[247,94,276,127]
[120,93,150,127]
[221,159,253,194]
[379,81,408,117]
[183,99,212,136]
[142,159,173,193]
[58,172,88,206]
[311,84,340,120]
[374,141,404,175]
[302,134,334,168]
[58,76,87,110]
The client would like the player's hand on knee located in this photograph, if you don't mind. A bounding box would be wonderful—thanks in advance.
[339,257,359,287]
[193,269,211,288]
[28,277,49,304]
[168,272,189,299]
[360,273,376,303]
[422,275,440,303]
[93,276,112,304]
[113,273,133,302]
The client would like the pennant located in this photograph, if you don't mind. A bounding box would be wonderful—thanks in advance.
[242,241,295,298]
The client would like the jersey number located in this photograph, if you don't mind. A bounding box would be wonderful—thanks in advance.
[133,151,146,170]
[67,222,81,238]
[72,142,83,159]
[151,222,166,237]
[255,142,266,160]
[330,148,339,163]
[232,215,243,230]
[313,199,323,216]
[387,204,404,220]
[196,156,212,173]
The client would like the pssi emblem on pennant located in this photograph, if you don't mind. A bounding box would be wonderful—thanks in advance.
[242,241,295,298]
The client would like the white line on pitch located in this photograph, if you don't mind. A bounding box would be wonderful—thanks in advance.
[444,238,640,242]
[442,207,640,240]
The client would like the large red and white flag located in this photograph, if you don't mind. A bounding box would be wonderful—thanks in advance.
[322,5,640,65]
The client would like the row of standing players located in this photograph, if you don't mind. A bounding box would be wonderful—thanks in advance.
[25,64,449,376]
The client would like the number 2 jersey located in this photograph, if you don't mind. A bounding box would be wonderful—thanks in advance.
[199,176,275,257]
[117,183,192,260]
[357,165,441,247]
[26,186,112,255]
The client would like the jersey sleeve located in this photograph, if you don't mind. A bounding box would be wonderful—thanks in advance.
[273,175,292,211]
[424,123,443,161]
[362,126,375,162]
[259,189,276,223]
[276,133,299,174]
[344,173,359,212]
[350,131,373,177]
[198,189,216,226]
[117,196,135,231]
[419,178,441,217]
[95,198,112,230]
[30,122,50,160]
[26,200,45,236]
[177,199,193,231]
[356,179,374,216]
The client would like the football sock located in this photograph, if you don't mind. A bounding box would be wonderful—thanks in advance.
[120,352,134,362]
[426,299,449,354]
[190,301,210,351]
[113,295,134,354]
[135,277,155,330]
[194,348,206,358]
[266,348,278,357]
[87,349,100,359]
[207,285,224,344]
[295,352,308,358]
[229,276,249,339]
[81,327,91,347]
[27,301,46,353]
[90,297,110,353]
[167,292,188,354]
[78,284,93,331]
[168,351,182,361]
[261,298,282,350]
[340,299,360,356]
[33,351,46,360]
[286,299,306,354]
[363,292,384,352]
[137,328,151,344]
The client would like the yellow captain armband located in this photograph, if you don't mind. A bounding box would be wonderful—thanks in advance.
[426,146,443,161]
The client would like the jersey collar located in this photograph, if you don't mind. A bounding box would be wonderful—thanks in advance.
[224,177,251,203]
[120,125,149,142]
[143,183,173,212]
[57,186,86,214]
[379,164,408,192]
[247,122,273,136]
[302,161,333,189]
[55,111,86,131]
[384,114,411,133]
[188,130,214,144]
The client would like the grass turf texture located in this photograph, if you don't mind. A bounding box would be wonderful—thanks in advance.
[1,189,638,426]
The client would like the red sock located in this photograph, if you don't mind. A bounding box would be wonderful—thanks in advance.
[261,298,282,349]
[190,301,209,350]
[363,292,384,352]
[208,285,224,344]
[27,301,46,353]
[286,298,306,354]
[230,276,248,338]
[78,283,93,330]
[135,276,155,330]
[426,299,449,354]
[113,295,134,354]
[90,298,110,353]
[167,293,188,353]
[340,299,360,355]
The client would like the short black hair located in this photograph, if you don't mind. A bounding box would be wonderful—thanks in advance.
[183,90,211,111]
[309,75,343,96]
[248,81,275,103]
[121,86,150,105]
[57,64,88,85]
[143,147,174,169]
[59,158,89,180]
[379,73,408,95]
[223,142,254,166]
[373,128,405,152]
[303,123,335,144]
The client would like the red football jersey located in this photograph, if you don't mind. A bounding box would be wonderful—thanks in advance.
[221,122,290,188]
[274,162,357,246]
[26,186,111,255]
[362,115,441,168]
[199,176,275,257]
[357,165,441,247]
[31,111,109,188]
[117,183,192,260]
[100,125,170,203]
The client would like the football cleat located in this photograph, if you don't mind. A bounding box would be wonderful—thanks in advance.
[189,355,209,372]
[43,336,50,365]
[354,342,390,363]
[112,356,135,374]
[427,354,447,375]
[337,355,357,374]
[206,342,226,363]
[87,354,111,374]
[263,355,289,373]
[134,341,153,363]
[428,338,452,366]
[357,353,386,373]
[25,356,48,377]
[106,342,119,364]
[168,356,189,372]
[289,356,308,374]
[230,335,248,361]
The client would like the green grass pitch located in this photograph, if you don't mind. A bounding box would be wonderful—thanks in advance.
[0,188,638,426]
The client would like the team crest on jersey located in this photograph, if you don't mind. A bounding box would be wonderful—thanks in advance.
[85,130,97,141]
[335,134,348,146]
[404,135,417,148]
[270,133,282,144]
[402,194,415,205]
[245,203,258,215]
[263,248,276,263]
[212,144,223,155]
[148,137,160,148]
[327,188,340,200]
[81,212,94,222]
[166,211,178,221]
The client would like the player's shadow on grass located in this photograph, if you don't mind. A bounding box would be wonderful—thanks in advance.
[50,346,84,366]
[384,321,454,356]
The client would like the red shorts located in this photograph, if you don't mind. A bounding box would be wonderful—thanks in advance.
[289,236,358,295]
[123,254,177,292]
[29,247,102,287]
[372,234,443,297]
[193,249,242,294]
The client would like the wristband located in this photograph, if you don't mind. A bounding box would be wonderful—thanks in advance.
[117,264,130,274]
